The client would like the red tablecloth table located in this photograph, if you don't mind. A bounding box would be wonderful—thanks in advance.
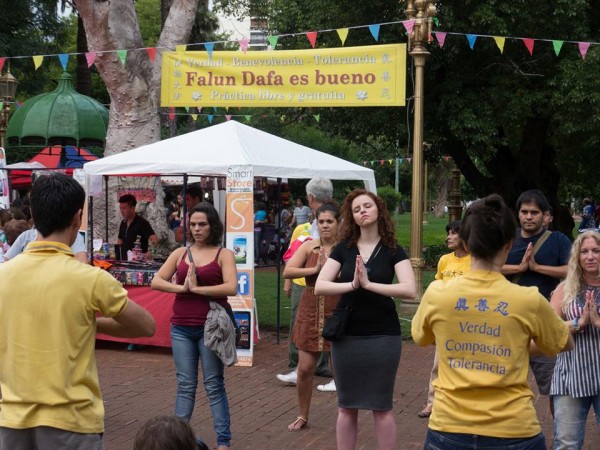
[96,285,174,347]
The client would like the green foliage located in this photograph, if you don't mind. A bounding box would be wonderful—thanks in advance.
[0,1,70,100]
[423,245,448,270]
[377,185,401,212]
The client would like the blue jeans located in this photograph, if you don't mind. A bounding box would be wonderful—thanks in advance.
[553,394,600,450]
[171,325,231,447]
[424,429,546,450]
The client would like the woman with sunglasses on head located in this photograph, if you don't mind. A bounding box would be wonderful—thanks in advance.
[412,194,573,450]
[315,189,416,450]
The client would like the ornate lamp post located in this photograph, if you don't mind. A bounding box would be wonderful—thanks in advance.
[405,0,436,299]
[0,67,18,148]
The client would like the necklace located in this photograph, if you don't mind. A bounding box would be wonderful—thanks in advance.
[358,239,380,263]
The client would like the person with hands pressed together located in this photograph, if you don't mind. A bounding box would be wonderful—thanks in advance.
[151,202,237,450]
[283,204,341,432]
[315,189,416,450]
[549,230,600,450]
[501,189,571,415]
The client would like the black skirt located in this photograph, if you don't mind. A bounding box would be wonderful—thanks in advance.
[332,334,401,410]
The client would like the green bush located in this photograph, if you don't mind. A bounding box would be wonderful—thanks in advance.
[423,244,448,269]
[377,185,401,213]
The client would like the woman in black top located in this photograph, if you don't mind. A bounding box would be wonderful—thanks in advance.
[315,189,416,450]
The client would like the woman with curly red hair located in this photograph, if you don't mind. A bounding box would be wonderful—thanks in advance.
[315,189,416,450]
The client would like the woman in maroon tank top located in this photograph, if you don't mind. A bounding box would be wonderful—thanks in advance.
[152,202,237,450]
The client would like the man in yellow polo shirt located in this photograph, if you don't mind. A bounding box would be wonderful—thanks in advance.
[0,173,156,450]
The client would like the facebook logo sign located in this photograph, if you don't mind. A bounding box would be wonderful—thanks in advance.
[237,272,250,296]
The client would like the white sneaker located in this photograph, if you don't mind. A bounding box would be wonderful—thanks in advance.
[317,379,336,392]
[276,370,297,385]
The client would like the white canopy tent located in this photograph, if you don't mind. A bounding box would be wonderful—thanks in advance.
[83,120,376,191]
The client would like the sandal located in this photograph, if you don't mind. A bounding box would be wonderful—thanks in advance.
[287,416,308,432]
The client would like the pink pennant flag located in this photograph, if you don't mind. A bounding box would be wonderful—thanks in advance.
[407,157,412,163]
[578,42,591,59]
[443,155,450,162]
[434,32,447,48]
[379,160,384,166]
[238,39,249,54]
[145,48,157,62]
[0,57,5,73]
[197,107,203,113]
[306,31,318,48]
[225,115,232,121]
[168,107,175,121]
[85,52,96,68]
[522,38,534,56]
[402,20,415,35]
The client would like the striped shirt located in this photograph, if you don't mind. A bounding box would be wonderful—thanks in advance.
[550,286,600,397]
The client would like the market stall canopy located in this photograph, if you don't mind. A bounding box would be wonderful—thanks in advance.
[5,72,108,150]
[8,145,98,189]
[83,120,376,191]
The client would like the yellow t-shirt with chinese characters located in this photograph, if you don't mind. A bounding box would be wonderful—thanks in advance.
[435,252,471,281]
[411,270,569,438]
[0,241,129,433]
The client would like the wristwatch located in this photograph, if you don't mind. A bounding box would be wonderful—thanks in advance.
[573,317,581,333]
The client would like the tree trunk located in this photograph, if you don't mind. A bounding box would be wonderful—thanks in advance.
[74,0,201,253]
[430,160,451,219]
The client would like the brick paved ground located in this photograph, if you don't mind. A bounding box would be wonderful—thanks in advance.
[97,335,599,450]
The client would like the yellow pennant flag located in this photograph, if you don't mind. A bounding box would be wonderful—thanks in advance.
[176,45,186,53]
[33,55,44,70]
[493,36,505,53]
[191,114,198,120]
[337,28,349,46]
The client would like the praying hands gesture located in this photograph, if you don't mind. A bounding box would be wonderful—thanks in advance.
[585,291,600,329]
[354,255,370,290]
[186,262,198,291]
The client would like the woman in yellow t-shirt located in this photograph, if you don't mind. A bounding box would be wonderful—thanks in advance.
[412,194,573,450]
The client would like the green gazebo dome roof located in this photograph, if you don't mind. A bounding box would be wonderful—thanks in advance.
[6,72,108,149]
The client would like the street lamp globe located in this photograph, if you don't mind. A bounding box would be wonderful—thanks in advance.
[0,68,18,100]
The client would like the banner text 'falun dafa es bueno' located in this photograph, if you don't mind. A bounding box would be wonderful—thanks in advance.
[160,44,406,108]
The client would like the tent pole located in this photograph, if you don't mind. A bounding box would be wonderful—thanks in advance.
[104,176,109,241]
[88,195,94,265]
[275,178,282,344]
[182,175,188,247]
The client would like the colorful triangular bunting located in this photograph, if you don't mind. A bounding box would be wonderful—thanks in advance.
[369,24,380,42]
[522,38,534,55]
[493,36,505,53]
[239,39,249,54]
[337,28,349,46]
[552,40,564,56]
[145,48,157,62]
[85,52,96,68]
[58,54,69,71]
[306,31,318,48]
[466,34,477,49]
[204,42,214,60]
[579,42,590,59]
[434,32,446,48]
[116,49,127,66]
[267,35,279,49]
[33,55,44,70]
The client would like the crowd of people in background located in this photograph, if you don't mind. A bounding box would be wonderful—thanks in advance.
[2,175,600,450]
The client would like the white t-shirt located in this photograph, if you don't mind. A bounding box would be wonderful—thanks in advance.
[5,228,86,259]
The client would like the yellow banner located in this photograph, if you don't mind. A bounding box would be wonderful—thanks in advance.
[161,44,406,107]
